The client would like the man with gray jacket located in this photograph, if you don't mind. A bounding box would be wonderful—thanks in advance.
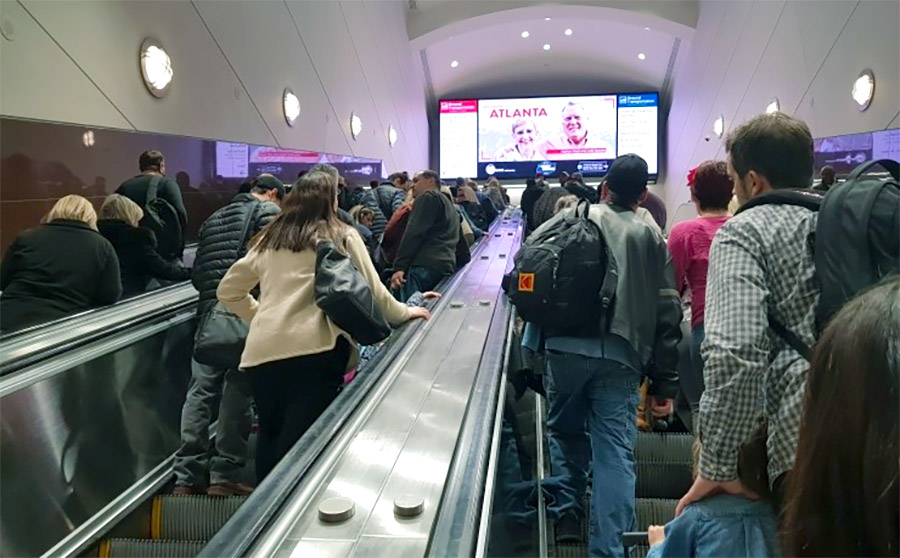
[173,174,282,496]
[535,154,682,555]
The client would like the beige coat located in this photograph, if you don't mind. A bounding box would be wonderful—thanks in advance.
[217,228,410,370]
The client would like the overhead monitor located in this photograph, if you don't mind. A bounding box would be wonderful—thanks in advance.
[439,92,659,180]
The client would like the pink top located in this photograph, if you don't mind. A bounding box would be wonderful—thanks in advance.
[667,215,730,329]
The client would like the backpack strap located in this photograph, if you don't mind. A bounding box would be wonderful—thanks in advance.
[768,316,811,361]
[237,202,261,257]
[734,188,823,216]
[146,175,163,204]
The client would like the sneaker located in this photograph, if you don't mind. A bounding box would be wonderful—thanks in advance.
[172,485,200,496]
[555,513,583,544]
[207,482,254,497]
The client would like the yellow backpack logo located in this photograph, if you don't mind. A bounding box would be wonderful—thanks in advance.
[518,273,535,293]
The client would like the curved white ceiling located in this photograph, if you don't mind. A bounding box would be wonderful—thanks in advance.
[407,1,697,100]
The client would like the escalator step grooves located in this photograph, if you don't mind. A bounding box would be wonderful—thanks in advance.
[635,498,678,530]
[155,495,247,541]
[635,433,694,499]
[102,539,205,558]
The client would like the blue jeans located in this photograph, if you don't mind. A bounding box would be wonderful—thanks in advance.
[545,352,640,557]
[683,324,706,418]
[396,266,446,302]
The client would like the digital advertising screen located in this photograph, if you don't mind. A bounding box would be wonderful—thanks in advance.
[439,92,658,180]
[813,128,900,176]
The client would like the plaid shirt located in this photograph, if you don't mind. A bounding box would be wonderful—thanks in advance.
[699,204,819,485]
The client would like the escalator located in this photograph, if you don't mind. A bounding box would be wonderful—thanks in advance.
[1,215,521,558]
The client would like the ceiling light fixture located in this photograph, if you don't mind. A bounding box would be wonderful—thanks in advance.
[450,60,459,68]
[388,125,398,147]
[82,130,95,148]
[766,98,780,114]
[139,38,173,97]
[564,28,573,36]
[350,112,362,140]
[521,31,530,38]
[851,69,875,111]
[283,88,300,126]
[637,53,646,60]
[644,27,650,30]
[543,43,551,51]
[545,17,551,21]
[713,115,725,138]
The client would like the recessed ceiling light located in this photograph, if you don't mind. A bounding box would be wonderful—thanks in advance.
[564,28,573,36]
[543,43,551,51]
[766,98,780,114]
[713,115,725,138]
[638,53,646,60]
[644,27,650,31]
[139,38,173,97]
[450,60,459,68]
[350,112,362,139]
[521,31,530,38]
[545,17,551,21]
[283,88,300,126]
[852,69,875,111]
[388,125,398,147]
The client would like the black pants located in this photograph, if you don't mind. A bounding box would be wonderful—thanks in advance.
[247,338,350,481]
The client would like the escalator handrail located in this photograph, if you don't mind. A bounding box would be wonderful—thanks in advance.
[198,218,505,558]
[0,282,198,376]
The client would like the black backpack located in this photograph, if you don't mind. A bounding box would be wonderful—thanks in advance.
[143,176,183,260]
[504,199,618,332]
[736,158,899,359]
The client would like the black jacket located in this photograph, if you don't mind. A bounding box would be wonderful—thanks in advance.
[0,220,122,332]
[98,220,190,297]
[460,201,489,230]
[117,173,189,258]
[191,194,279,315]
[394,189,460,276]
[374,185,406,221]
[520,185,545,232]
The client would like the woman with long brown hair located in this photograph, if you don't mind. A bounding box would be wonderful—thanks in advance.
[781,277,899,557]
[217,170,429,480]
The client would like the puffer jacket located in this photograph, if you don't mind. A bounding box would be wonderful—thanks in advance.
[357,189,388,239]
[374,184,406,221]
[192,194,279,316]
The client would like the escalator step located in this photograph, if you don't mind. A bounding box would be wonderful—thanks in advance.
[151,495,247,541]
[635,498,678,530]
[635,433,693,499]
[100,538,205,558]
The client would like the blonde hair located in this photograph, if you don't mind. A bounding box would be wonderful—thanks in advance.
[486,177,501,189]
[42,195,98,230]
[553,195,578,215]
[348,204,365,221]
[99,194,144,227]
[356,207,375,224]
[460,185,479,204]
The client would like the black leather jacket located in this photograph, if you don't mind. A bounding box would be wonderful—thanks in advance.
[191,194,279,316]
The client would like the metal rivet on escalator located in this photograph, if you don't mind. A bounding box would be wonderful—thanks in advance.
[494,233,501,237]
[318,497,355,523]
[450,302,464,308]
[479,300,491,306]
[394,495,424,518]
[499,254,506,258]
[481,255,489,260]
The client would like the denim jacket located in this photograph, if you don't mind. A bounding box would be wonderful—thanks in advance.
[646,494,779,558]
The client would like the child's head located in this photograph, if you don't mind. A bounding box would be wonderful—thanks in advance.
[357,207,375,228]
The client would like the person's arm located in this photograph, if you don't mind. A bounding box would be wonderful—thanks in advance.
[666,225,690,296]
[1,237,21,290]
[96,242,123,305]
[649,241,683,400]
[391,189,406,214]
[698,224,770,482]
[162,178,188,229]
[345,230,410,325]
[646,508,698,558]
[393,193,441,272]
[217,251,261,323]
[136,229,191,281]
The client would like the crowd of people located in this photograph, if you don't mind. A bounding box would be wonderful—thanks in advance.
[517,112,898,557]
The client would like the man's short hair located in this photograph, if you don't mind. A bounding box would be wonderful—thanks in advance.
[139,150,164,171]
[310,163,339,182]
[417,170,439,186]
[725,112,813,189]
[605,154,649,206]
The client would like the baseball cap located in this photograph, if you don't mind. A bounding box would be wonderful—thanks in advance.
[605,154,649,201]
[252,173,285,200]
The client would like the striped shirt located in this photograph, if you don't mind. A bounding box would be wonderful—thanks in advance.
[699,204,819,485]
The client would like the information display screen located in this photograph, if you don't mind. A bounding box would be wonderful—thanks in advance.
[439,92,658,179]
